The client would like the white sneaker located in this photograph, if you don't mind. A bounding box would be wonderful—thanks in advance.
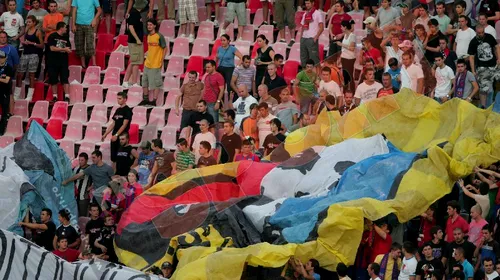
[188,34,194,43]
[214,19,219,27]
[132,83,140,87]
[14,87,21,100]
[26,88,34,102]
[180,33,186,37]
[122,81,130,89]
[237,37,243,42]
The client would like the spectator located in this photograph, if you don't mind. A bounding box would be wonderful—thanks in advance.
[216,34,242,95]
[275,88,299,130]
[360,38,384,81]
[445,200,469,242]
[43,1,63,43]
[425,19,445,63]
[56,0,71,24]
[263,118,286,157]
[376,0,400,29]
[173,138,195,173]
[84,203,104,254]
[263,63,287,97]
[338,19,356,92]
[387,58,402,89]
[476,0,499,26]
[288,113,311,132]
[197,141,217,167]
[228,84,259,129]
[318,66,342,106]
[339,91,357,116]
[413,24,427,62]
[447,1,467,38]
[460,178,491,220]
[27,0,48,30]
[125,0,153,34]
[176,71,204,130]
[18,208,56,251]
[272,54,284,77]
[99,0,113,34]
[374,243,402,280]
[418,205,437,247]
[139,19,167,107]
[311,89,328,119]
[370,219,393,262]
[46,21,71,101]
[454,247,474,280]
[71,0,101,68]
[299,0,324,67]
[258,84,278,111]
[396,3,415,38]
[431,53,455,103]
[0,0,25,49]
[414,4,431,32]
[186,100,215,137]
[427,226,447,260]
[475,227,500,273]
[123,170,143,209]
[327,0,352,57]
[432,2,451,34]
[240,103,259,146]
[399,241,418,280]
[192,119,216,163]
[161,262,174,278]
[416,243,444,280]
[337,262,352,280]
[202,60,225,122]
[53,236,80,262]
[445,227,476,274]
[255,35,274,91]
[454,16,476,59]
[103,92,133,166]
[496,263,500,276]
[232,55,256,98]
[137,141,156,186]
[401,51,424,94]
[94,214,118,263]
[101,181,126,222]
[467,25,500,108]
[355,68,383,105]
[71,153,92,216]
[63,150,114,190]
[178,0,197,43]
[477,13,496,40]
[368,262,382,280]
[364,17,384,56]
[378,72,399,97]
[274,0,296,46]
[483,258,499,280]
[295,59,318,114]
[381,31,402,71]
[451,270,465,280]
[219,0,245,41]
[15,15,43,102]
[205,0,220,28]
[121,4,144,89]
[220,121,241,163]
[146,139,175,189]
[115,133,138,176]
[223,109,236,124]
[53,209,80,250]
[452,59,478,101]
[0,50,14,136]
[256,102,275,149]
[438,37,458,73]
[468,204,490,248]
[234,139,260,162]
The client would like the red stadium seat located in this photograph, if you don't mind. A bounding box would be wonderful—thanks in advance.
[288,43,300,62]
[115,3,126,24]
[159,19,176,40]
[45,83,64,102]
[165,56,185,76]
[89,50,106,69]
[131,106,148,128]
[161,125,177,150]
[13,100,29,121]
[69,65,82,84]
[163,88,180,109]
[129,123,140,144]
[61,121,83,142]
[181,56,203,78]
[31,81,46,103]
[197,21,215,41]
[0,135,14,148]
[149,107,166,128]
[26,117,43,132]
[59,139,76,159]
[256,24,274,43]
[50,101,68,122]
[140,126,159,143]
[106,52,126,73]
[96,34,114,54]
[166,108,181,129]
[240,25,255,42]
[209,39,221,61]
[78,142,96,156]
[283,61,300,85]
[82,66,102,87]
[191,38,210,58]
[102,67,121,86]
[169,37,190,58]
[97,18,116,35]
[272,42,287,59]
[78,122,103,144]
[163,75,180,92]
[197,7,208,22]
[103,85,122,107]
[248,0,262,13]
[46,119,63,140]
[113,34,128,52]
[127,85,143,107]
[68,51,81,66]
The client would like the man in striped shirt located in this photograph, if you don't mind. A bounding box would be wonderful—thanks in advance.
[173,138,195,174]
[72,152,92,217]
[231,55,256,99]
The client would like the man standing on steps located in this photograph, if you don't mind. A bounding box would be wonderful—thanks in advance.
[219,0,248,41]
[0,50,14,136]
[46,21,71,102]
[71,0,101,68]
[274,0,296,47]
[103,92,133,167]
[299,0,323,67]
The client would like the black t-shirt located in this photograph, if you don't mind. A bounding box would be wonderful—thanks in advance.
[55,224,79,246]
[0,63,14,97]
[188,111,215,135]
[34,221,56,251]
[425,240,448,260]
[443,50,458,73]
[126,9,143,44]
[425,31,444,62]
[220,133,242,163]
[479,0,499,26]
[445,240,476,273]
[264,74,288,93]
[416,258,444,280]
[112,105,133,134]
[468,33,498,68]
[47,32,70,65]
[115,145,136,176]
[85,218,104,253]
[98,226,118,263]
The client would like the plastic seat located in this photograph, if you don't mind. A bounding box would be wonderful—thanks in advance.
[96,34,114,54]
[179,126,192,145]
[100,142,112,164]
[209,39,221,61]
[216,7,227,25]
[159,19,176,40]
[31,100,49,122]
[240,25,255,42]
[82,66,102,87]
[257,25,274,44]
[113,34,128,52]
[46,119,63,140]
[166,108,181,129]
[102,67,121,86]
[248,0,262,13]
[68,51,81,66]
[191,38,210,58]
[4,116,23,140]
[197,7,208,22]
[61,121,84,142]
[13,100,29,121]
[97,18,116,35]
[165,56,185,76]
[31,81,46,103]
[163,75,180,92]
[26,117,43,131]
[149,107,165,128]
[164,88,180,109]
[351,13,364,30]
[44,83,64,102]
[107,106,118,126]
[50,101,68,122]
[85,84,103,106]
[160,126,177,150]
[127,85,143,107]
[129,123,140,144]
[88,50,106,69]
[59,139,76,159]
[283,61,300,85]
[69,65,82,84]
[169,37,190,58]
[272,42,287,59]
[131,106,148,128]
[68,83,84,104]
[140,126,159,143]
[78,122,103,144]
[78,141,96,156]
[0,135,14,148]
[288,43,301,62]
[115,3,125,24]
[295,11,305,29]
[224,23,235,41]
[196,21,214,41]
[181,56,203,78]
[89,104,109,124]
[252,8,270,27]
[233,41,251,56]
[250,41,260,59]
[105,52,125,72]
[67,103,88,123]
[319,43,325,61]
[103,85,122,107]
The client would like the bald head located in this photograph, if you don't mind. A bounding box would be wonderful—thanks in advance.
[258,84,268,98]
[237,84,249,97]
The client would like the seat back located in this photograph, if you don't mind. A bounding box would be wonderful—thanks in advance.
[163,75,180,92]
[31,100,49,121]
[127,85,143,107]
[161,126,177,150]
[82,122,103,142]
[107,52,125,71]
[170,37,190,58]
[0,135,14,148]
[166,56,185,76]
[141,126,159,143]
[51,101,68,122]
[164,88,181,109]
[89,104,108,123]
[5,116,24,139]
[131,106,148,127]
[68,65,82,83]
[64,121,84,141]
[102,67,121,86]
[13,100,29,121]
[166,108,181,129]
[197,21,214,41]
[159,19,176,40]
[82,66,102,86]
[191,39,210,57]
[69,83,84,104]
[59,139,75,159]
[46,119,63,140]
[149,107,165,128]
[86,84,104,106]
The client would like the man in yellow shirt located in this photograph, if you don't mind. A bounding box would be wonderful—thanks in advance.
[374,242,403,280]
[139,18,167,107]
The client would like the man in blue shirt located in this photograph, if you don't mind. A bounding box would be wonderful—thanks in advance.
[71,0,101,68]
[454,247,474,280]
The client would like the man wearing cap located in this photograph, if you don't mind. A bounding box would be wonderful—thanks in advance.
[0,49,14,136]
[161,261,174,278]
[299,0,324,67]
[137,141,156,186]
[71,0,101,68]
[363,16,385,56]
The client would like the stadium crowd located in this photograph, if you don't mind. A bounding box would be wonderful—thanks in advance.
[3,0,499,277]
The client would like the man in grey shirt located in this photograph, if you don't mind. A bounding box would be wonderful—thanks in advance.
[62,150,114,190]
[376,0,400,29]
[231,55,256,99]
[27,0,48,29]
[453,59,479,102]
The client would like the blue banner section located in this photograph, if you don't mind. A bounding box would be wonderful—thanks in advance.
[269,146,418,243]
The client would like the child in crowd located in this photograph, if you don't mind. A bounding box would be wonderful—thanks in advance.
[234,139,260,162]
[197,141,218,167]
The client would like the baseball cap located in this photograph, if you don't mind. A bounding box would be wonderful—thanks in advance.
[0,50,6,58]
[398,40,413,48]
[363,16,376,25]
[161,262,173,269]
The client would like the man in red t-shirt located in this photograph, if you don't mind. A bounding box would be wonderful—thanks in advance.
[52,236,80,262]
[370,220,393,262]
[202,60,225,122]
[360,38,384,81]
[445,200,469,243]
[327,0,352,57]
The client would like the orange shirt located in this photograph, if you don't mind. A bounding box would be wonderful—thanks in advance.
[43,13,64,42]
[240,116,258,147]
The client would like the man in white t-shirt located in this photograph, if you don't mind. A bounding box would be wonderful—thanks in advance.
[228,84,258,129]
[318,66,342,106]
[0,0,25,49]
[354,68,383,105]
[256,103,275,149]
[192,119,216,162]
[399,241,418,280]
[432,53,455,103]
[299,0,324,67]
[454,15,476,58]
[400,52,424,94]
[477,14,497,40]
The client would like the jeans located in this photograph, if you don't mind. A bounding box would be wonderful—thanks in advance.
[206,102,219,122]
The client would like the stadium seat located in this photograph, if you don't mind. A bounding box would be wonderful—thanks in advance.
[44,83,64,102]
[31,81,46,103]
[105,52,126,73]
[78,122,103,144]
[140,126,159,143]
[272,42,287,59]
[283,61,300,85]
[163,75,180,92]
[318,31,329,53]
[97,18,116,35]
[115,3,125,24]
[59,139,75,159]
[160,126,177,150]
[165,56,185,76]
[68,51,81,66]
[78,142,96,157]
[102,67,121,86]
[85,84,104,106]
[319,43,325,61]
[197,7,208,22]
[164,88,180,109]
[169,37,190,58]
[113,34,128,52]
[82,66,102,87]
[159,19,176,40]
[181,56,203,78]
[69,83,84,104]
[132,106,148,128]
[142,35,148,53]
[233,41,251,56]
[216,7,227,25]
[108,106,118,125]
[31,100,49,122]
[13,100,29,121]
[89,104,108,124]
[257,25,274,43]
[166,108,181,129]
[67,103,88,123]
[103,85,122,107]
[69,65,82,84]
[251,41,260,59]
[129,123,140,144]
[89,50,106,69]
[252,8,270,27]
[351,13,364,30]
[100,142,112,164]
[50,101,68,122]
[179,126,192,146]
[0,135,14,148]
[60,121,84,142]
[197,21,215,41]
[240,25,255,42]
[96,34,114,54]
[46,119,63,140]
[288,43,300,62]
[209,39,221,61]
[4,116,23,140]
[127,85,143,107]
[248,0,262,13]
[191,38,210,58]
[295,11,305,28]
[149,107,166,128]
[224,23,235,41]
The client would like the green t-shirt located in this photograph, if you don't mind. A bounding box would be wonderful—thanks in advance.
[176,151,195,171]
[296,71,317,97]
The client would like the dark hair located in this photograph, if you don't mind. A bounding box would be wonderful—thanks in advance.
[48,0,57,6]
[458,15,469,24]
[325,95,336,105]
[451,270,465,280]
[309,259,320,271]
[117,91,128,99]
[455,0,466,9]
[420,3,428,10]
[321,66,332,74]
[474,270,486,280]
[152,138,163,149]
[41,208,52,217]
[435,53,444,60]
[256,34,269,45]
[478,182,489,195]
[447,200,460,212]
[429,18,439,26]
[119,132,129,140]
[58,209,70,221]
[370,263,381,275]
[274,54,284,61]
[176,138,188,146]
[453,263,464,271]
[225,109,235,120]
[477,12,487,18]
[341,19,355,30]
[242,139,252,146]
[336,0,345,7]
[439,36,448,43]
[457,59,467,66]
[436,1,445,7]
[206,60,216,67]
[306,59,315,66]
[147,18,158,28]
[199,141,212,151]
[7,0,16,4]
[188,70,198,77]
[57,236,68,242]
[26,15,38,25]
[482,257,494,265]
[198,99,207,106]
[220,34,230,41]
[31,0,40,3]
[388,58,398,67]
[403,241,415,254]
[337,263,348,277]
[224,120,235,127]
[92,150,103,158]
[56,21,66,30]
[271,118,283,131]
[431,226,443,237]
[432,270,444,280]
[89,203,100,212]
[455,247,465,257]
[422,242,433,250]
[482,224,493,232]
[242,55,251,61]
[382,72,392,79]
[391,242,402,251]
[78,152,88,160]
[250,103,258,110]
[257,102,269,110]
